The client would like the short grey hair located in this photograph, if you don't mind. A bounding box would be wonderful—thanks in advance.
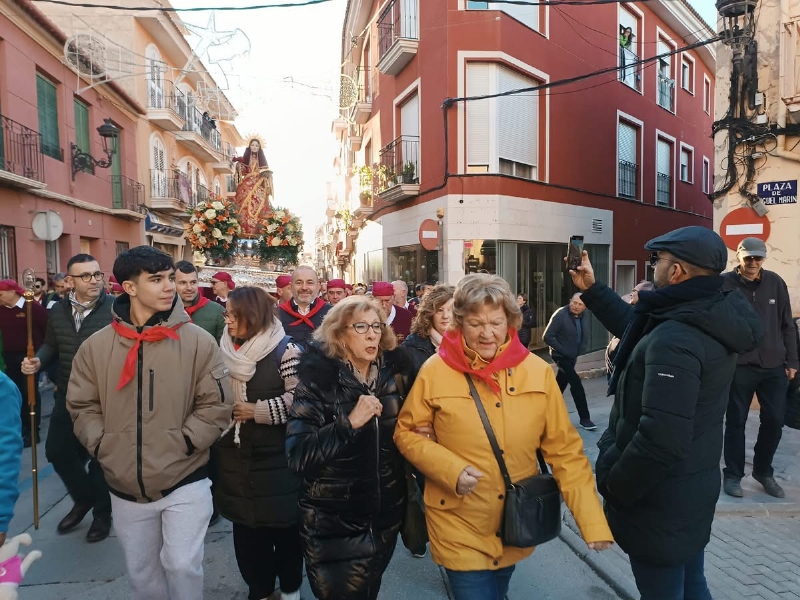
[53,272,67,283]
[292,265,318,283]
[452,274,522,330]
[392,280,408,293]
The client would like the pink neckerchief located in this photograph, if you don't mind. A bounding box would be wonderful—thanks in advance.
[0,554,23,585]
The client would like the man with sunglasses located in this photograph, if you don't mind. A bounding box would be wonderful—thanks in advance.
[21,254,114,542]
[721,237,798,499]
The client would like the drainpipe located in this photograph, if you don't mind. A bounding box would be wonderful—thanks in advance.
[775,0,800,162]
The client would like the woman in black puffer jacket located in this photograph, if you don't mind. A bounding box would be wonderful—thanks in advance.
[286,296,412,600]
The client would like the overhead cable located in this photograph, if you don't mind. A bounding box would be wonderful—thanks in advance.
[32,0,334,11]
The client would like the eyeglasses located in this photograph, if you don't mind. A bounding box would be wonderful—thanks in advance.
[351,322,385,334]
[649,253,678,269]
[222,311,236,320]
[742,256,764,263]
[69,271,105,283]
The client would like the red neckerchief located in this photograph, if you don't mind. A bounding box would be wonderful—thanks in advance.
[438,328,530,393]
[111,320,183,390]
[184,295,210,317]
[279,298,325,329]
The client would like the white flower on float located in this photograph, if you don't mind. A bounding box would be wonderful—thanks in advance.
[271,237,282,246]
[212,201,225,210]
[212,228,223,239]
[192,224,203,233]
[205,209,217,219]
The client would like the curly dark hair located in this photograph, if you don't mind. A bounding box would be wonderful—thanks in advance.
[410,284,455,338]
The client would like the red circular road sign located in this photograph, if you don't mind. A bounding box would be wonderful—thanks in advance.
[419,219,440,251]
[719,208,771,251]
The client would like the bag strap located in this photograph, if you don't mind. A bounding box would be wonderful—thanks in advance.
[273,335,293,368]
[464,374,550,491]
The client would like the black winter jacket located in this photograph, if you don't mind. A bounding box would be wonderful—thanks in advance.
[286,344,411,600]
[36,293,114,400]
[582,281,762,567]
[518,303,533,348]
[402,333,436,385]
[722,268,799,370]
[543,305,587,361]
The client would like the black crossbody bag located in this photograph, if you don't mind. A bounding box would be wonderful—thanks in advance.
[465,374,561,548]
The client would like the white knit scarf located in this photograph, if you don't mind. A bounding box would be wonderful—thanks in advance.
[219,317,286,446]
[429,328,443,350]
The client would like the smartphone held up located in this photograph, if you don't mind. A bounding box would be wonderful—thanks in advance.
[567,235,584,271]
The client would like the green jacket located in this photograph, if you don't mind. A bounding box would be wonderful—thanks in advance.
[186,296,225,343]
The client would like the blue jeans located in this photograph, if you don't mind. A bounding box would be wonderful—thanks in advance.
[629,550,713,600]
[445,565,515,600]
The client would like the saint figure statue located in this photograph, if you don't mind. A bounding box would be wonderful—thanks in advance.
[233,138,273,236]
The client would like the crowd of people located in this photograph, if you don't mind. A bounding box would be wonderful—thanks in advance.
[1,224,798,600]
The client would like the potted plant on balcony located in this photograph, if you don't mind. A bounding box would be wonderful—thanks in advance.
[375,163,397,192]
[257,207,304,266]
[401,161,416,184]
[186,198,241,266]
[357,165,373,206]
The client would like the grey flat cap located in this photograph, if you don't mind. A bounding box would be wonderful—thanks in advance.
[736,237,767,258]
[644,226,728,272]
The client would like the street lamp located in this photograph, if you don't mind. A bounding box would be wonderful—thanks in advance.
[716,0,758,51]
[70,118,120,180]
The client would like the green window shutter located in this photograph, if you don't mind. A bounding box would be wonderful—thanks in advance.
[73,99,93,174]
[36,75,60,159]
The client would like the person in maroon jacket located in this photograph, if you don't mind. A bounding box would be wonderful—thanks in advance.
[0,279,48,447]
[372,281,413,343]
[277,266,330,347]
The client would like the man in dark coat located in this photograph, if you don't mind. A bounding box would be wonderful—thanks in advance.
[516,292,533,349]
[721,237,798,499]
[543,293,594,429]
[277,266,330,347]
[571,226,762,599]
[21,254,113,542]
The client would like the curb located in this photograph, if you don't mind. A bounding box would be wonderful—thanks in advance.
[714,500,800,517]
[577,367,606,380]
[557,521,638,600]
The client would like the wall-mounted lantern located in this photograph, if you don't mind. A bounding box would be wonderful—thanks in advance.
[70,118,120,180]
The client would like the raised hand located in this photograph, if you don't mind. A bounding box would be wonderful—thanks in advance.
[567,251,596,291]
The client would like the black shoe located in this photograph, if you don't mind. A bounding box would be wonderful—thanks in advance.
[22,434,31,449]
[723,477,743,498]
[86,515,112,543]
[579,419,597,431]
[57,501,94,533]
[753,473,785,498]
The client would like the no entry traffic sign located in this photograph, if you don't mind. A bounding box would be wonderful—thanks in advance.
[419,219,440,251]
[719,208,771,251]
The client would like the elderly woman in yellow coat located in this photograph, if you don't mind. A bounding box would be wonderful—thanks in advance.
[394,274,613,600]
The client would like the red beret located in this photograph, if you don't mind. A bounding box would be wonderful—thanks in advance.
[327,278,346,290]
[0,279,25,295]
[345,283,353,290]
[211,271,235,290]
[108,275,118,284]
[276,275,291,289]
[372,281,394,297]
[111,283,124,294]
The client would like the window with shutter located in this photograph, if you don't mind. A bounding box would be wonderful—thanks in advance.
[617,121,638,198]
[150,137,166,198]
[37,74,61,160]
[466,63,491,171]
[656,138,673,206]
[74,99,94,174]
[497,65,538,178]
[466,2,540,32]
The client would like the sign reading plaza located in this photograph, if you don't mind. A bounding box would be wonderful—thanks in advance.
[757,180,798,205]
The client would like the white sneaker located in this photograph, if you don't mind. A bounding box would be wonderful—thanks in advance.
[281,591,301,600]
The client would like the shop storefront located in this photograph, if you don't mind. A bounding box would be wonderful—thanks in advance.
[386,244,438,292]
[145,212,187,260]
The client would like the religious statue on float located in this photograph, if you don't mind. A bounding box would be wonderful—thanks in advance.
[232,137,274,237]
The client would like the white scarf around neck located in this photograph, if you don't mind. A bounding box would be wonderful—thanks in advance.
[219,317,286,445]
[429,328,443,349]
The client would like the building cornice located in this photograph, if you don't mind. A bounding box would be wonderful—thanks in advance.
[30,189,146,221]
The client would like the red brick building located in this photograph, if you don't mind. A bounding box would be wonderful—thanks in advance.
[333,0,716,352]
[0,0,144,284]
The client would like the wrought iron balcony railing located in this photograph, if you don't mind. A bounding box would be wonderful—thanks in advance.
[112,174,144,210]
[618,160,638,199]
[618,47,641,91]
[179,105,222,152]
[0,113,45,183]
[378,0,419,58]
[657,76,675,111]
[377,135,419,192]
[148,80,187,119]
[656,172,672,206]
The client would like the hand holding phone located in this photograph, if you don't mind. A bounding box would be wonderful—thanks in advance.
[567,235,584,271]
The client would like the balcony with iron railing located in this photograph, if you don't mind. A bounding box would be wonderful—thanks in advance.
[175,105,222,162]
[352,66,374,125]
[0,113,46,189]
[618,160,638,199]
[377,0,419,76]
[112,174,144,211]
[213,141,236,173]
[656,172,672,206]
[147,81,186,131]
[376,135,419,202]
[618,48,641,92]
[657,75,675,112]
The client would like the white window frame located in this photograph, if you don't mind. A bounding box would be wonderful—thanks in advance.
[459,0,548,38]
[680,53,695,94]
[392,79,422,181]
[614,260,638,297]
[616,110,643,201]
[703,74,712,115]
[656,28,678,114]
[655,129,676,208]
[458,52,549,181]
[679,142,694,184]
[702,156,711,194]
[618,3,645,96]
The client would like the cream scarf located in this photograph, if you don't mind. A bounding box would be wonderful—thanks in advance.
[429,328,443,350]
[219,317,286,446]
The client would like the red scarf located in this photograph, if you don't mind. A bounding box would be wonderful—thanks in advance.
[184,295,210,318]
[111,320,183,390]
[279,298,325,329]
[438,328,530,393]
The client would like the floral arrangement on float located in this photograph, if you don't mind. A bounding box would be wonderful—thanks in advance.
[257,207,304,264]
[186,197,242,263]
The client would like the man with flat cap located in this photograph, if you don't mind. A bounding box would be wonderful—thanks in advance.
[721,237,798,499]
[569,226,762,599]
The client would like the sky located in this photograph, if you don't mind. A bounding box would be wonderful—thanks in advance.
[174,0,717,233]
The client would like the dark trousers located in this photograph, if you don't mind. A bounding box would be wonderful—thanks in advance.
[3,352,41,437]
[723,365,788,479]
[45,398,111,517]
[555,359,590,420]
[629,550,712,600]
[232,522,303,600]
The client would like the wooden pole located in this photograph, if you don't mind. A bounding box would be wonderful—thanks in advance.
[23,288,40,530]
